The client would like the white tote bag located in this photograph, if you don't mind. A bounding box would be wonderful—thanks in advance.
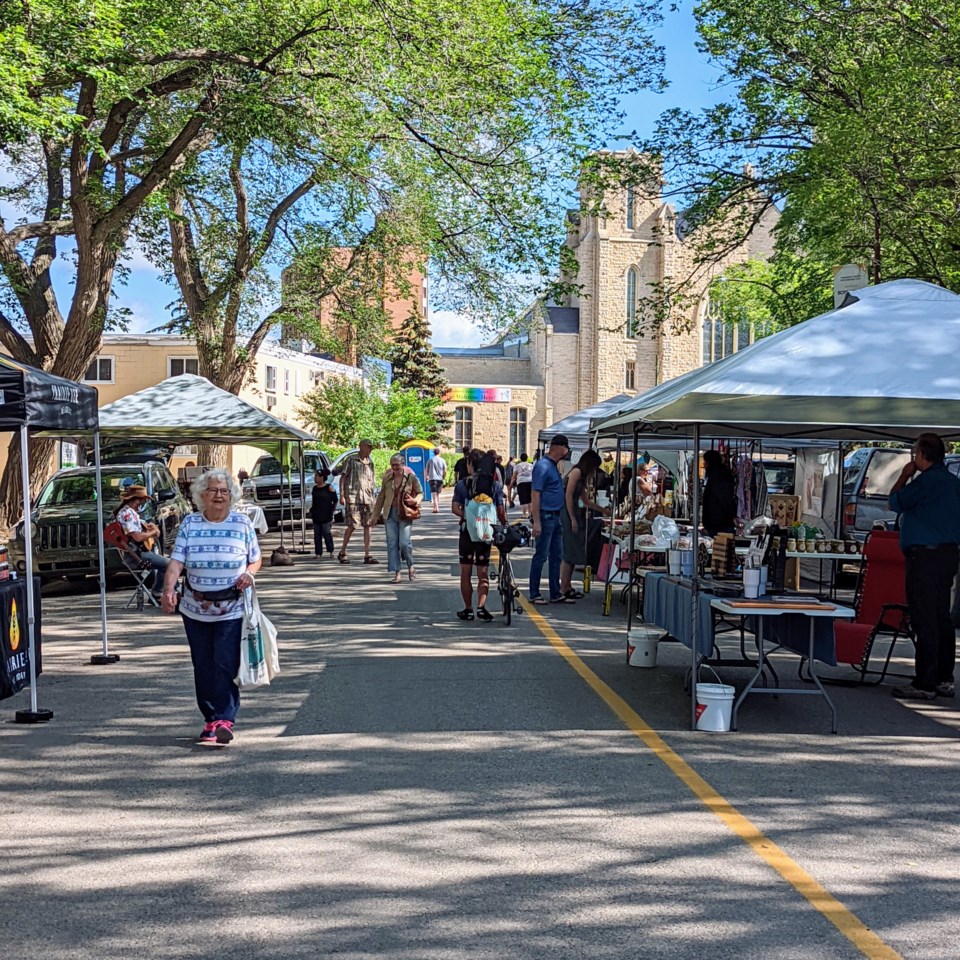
[238,587,280,687]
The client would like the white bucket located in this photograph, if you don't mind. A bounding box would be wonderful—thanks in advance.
[667,549,681,575]
[743,567,761,599]
[627,625,662,668]
[695,682,735,732]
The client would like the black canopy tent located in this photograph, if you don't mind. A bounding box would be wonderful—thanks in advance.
[0,355,100,721]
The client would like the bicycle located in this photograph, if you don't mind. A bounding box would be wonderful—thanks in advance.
[491,522,531,625]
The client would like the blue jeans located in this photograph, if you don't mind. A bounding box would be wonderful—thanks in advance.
[182,614,243,723]
[313,520,334,555]
[385,507,414,572]
[529,510,563,600]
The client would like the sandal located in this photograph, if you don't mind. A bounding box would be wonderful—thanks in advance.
[392,573,401,584]
[363,556,379,565]
[531,596,548,606]
[408,567,416,581]
[476,607,494,622]
[456,608,474,621]
[563,589,584,600]
[338,553,350,564]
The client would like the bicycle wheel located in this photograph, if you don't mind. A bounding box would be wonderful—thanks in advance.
[499,559,513,625]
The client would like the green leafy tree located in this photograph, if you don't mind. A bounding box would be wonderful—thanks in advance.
[626,0,960,333]
[388,305,448,401]
[297,374,445,447]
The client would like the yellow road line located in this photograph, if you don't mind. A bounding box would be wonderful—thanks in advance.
[520,598,902,960]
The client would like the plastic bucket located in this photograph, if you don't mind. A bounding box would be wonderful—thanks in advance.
[743,568,761,599]
[695,682,735,731]
[627,625,662,668]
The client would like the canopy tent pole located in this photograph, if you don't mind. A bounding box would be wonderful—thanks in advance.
[298,439,307,552]
[625,424,639,632]
[278,439,286,550]
[90,429,118,665]
[689,424,701,730]
[14,428,52,723]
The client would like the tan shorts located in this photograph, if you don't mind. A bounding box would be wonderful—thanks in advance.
[344,502,373,529]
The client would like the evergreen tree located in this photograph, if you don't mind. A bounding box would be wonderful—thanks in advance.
[388,306,449,401]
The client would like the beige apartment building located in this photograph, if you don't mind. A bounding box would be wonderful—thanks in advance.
[1,335,361,480]
[435,150,778,456]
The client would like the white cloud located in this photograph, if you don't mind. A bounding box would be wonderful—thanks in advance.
[429,309,488,348]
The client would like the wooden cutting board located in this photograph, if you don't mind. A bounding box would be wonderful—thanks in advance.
[723,600,837,611]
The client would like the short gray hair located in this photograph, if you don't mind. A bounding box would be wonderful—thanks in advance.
[190,468,242,508]
[389,454,404,466]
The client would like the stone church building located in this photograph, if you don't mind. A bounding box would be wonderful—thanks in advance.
[436,152,778,456]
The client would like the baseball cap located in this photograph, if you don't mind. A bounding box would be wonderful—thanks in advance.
[550,434,569,448]
[358,438,373,448]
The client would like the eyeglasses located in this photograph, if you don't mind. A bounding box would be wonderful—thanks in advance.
[205,488,230,496]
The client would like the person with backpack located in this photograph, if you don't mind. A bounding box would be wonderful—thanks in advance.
[529,434,570,605]
[451,450,507,621]
[425,448,447,513]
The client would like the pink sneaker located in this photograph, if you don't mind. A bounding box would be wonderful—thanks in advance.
[215,720,235,744]
[199,722,217,743]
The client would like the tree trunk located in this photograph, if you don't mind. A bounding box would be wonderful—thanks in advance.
[197,444,229,469]
[0,435,57,534]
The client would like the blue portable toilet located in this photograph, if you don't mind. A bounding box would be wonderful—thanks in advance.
[399,440,435,502]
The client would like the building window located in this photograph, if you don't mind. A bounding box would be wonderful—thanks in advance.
[625,267,638,339]
[83,356,114,383]
[626,184,635,230]
[701,297,775,364]
[265,365,277,392]
[168,357,199,378]
[266,395,277,411]
[625,361,636,390]
[284,369,291,395]
[454,406,473,449]
[509,408,527,459]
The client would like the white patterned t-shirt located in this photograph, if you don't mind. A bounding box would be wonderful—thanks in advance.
[171,511,261,621]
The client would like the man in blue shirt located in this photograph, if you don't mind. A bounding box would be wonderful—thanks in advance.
[888,432,960,699]
[529,434,570,604]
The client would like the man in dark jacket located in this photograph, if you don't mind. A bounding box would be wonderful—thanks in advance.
[701,450,737,537]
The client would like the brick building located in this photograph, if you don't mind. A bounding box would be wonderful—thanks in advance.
[436,151,778,456]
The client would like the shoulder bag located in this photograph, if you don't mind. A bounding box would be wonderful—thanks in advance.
[397,476,421,521]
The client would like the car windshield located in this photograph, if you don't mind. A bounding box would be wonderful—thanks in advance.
[37,471,146,506]
[251,453,324,477]
[764,465,793,489]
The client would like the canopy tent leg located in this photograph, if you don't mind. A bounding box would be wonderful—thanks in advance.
[625,425,639,632]
[90,429,118,665]
[278,439,286,550]
[689,424,701,730]
[14,428,53,723]
[296,439,307,553]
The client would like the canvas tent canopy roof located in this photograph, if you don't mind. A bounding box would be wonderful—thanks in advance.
[591,280,960,443]
[0,355,98,433]
[538,394,632,447]
[88,374,314,445]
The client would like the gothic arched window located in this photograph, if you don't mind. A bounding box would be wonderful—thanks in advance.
[626,267,638,339]
[626,185,635,230]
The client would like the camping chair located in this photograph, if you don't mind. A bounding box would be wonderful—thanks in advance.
[103,521,160,612]
[806,530,914,684]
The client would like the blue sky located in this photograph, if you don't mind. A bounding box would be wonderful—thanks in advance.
[24,2,727,351]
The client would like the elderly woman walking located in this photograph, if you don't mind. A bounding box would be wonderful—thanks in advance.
[160,468,262,745]
[373,454,423,583]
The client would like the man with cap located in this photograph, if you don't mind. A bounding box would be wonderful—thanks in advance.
[528,434,570,604]
[115,484,169,594]
[337,439,378,564]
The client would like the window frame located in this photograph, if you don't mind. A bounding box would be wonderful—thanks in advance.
[284,368,291,395]
[83,355,115,384]
[624,360,636,391]
[626,184,635,230]
[265,365,278,392]
[454,406,474,449]
[508,407,527,459]
[625,267,638,339]
[167,356,199,378]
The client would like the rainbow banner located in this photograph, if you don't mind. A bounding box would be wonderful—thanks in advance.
[445,387,512,403]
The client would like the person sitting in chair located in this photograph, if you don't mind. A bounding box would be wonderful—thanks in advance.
[116,485,169,596]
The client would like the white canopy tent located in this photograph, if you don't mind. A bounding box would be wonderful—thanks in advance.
[589,278,960,728]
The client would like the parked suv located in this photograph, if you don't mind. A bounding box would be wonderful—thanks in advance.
[9,460,192,582]
[840,446,911,542]
[241,450,332,528]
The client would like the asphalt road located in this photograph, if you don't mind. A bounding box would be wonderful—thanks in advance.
[1,509,958,960]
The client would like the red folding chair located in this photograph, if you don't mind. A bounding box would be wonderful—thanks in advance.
[832,530,914,683]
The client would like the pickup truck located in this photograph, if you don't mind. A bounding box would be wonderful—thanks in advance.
[241,450,332,528]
